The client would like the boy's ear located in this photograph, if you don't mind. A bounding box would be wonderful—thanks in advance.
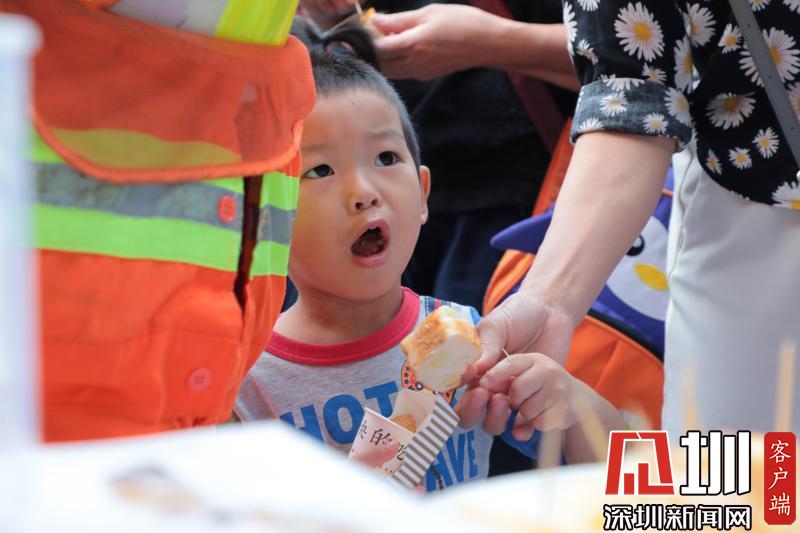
[419,165,431,225]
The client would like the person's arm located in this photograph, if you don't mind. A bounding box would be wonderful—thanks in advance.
[523,131,674,326]
[483,17,579,91]
[456,0,691,436]
[370,5,578,90]
[457,133,672,439]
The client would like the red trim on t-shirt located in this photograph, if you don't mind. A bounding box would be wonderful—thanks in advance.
[266,288,420,366]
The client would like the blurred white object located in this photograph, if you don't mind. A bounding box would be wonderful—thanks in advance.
[1,422,481,533]
[0,13,40,450]
[111,0,227,36]
[0,12,41,532]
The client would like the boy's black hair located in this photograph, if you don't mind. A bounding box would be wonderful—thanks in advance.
[309,53,422,170]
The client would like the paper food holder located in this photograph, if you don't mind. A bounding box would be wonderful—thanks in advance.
[348,389,459,489]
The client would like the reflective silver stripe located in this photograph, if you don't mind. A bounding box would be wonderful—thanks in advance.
[35,163,294,246]
[256,203,295,245]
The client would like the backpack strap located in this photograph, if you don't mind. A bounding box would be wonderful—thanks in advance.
[467,0,565,153]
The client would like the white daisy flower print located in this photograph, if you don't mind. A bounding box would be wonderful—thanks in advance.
[706,149,722,174]
[564,2,577,55]
[772,180,800,208]
[577,117,604,133]
[729,148,753,169]
[674,37,695,92]
[576,39,599,64]
[789,82,800,119]
[706,93,756,129]
[785,0,800,13]
[665,88,693,126]
[719,24,741,54]
[578,0,601,11]
[749,0,771,11]
[600,74,645,91]
[642,64,666,82]
[600,92,628,116]
[740,28,800,85]
[614,2,665,61]
[686,4,716,47]
[643,113,668,134]
[753,127,780,158]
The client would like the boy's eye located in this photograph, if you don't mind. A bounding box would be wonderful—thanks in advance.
[375,151,398,167]
[303,164,333,179]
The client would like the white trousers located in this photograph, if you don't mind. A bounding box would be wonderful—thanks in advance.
[664,144,800,434]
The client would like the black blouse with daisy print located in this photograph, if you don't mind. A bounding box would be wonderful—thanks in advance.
[565,0,800,208]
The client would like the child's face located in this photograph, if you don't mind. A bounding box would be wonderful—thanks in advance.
[290,88,430,301]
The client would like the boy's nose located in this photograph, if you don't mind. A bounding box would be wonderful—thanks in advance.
[348,176,382,213]
[353,195,380,211]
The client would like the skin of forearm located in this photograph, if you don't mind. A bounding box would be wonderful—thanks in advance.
[521,132,675,328]
[482,18,579,92]
[563,381,627,464]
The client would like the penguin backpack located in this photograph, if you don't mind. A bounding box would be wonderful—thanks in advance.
[483,126,671,429]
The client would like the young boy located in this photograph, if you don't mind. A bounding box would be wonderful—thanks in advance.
[236,53,624,491]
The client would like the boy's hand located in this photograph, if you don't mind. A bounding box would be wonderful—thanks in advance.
[349,439,400,468]
[477,353,586,441]
[455,288,576,432]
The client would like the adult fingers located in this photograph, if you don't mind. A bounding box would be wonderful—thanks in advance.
[374,25,425,59]
[370,9,424,35]
[481,393,512,435]
[454,386,490,429]
[473,304,514,377]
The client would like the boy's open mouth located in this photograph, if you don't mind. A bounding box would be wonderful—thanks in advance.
[351,226,387,257]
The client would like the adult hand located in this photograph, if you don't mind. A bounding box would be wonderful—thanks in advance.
[371,4,502,80]
[455,288,576,434]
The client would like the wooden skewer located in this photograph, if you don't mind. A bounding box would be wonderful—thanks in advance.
[353,1,364,17]
[682,362,701,431]
[774,340,796,432]
[537,428,562,470]
[572,392,608,462]
[501,347,510,359]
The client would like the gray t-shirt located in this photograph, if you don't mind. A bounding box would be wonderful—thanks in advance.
[236,289,536,491]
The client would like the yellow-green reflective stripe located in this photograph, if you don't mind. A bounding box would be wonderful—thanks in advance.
[48,128,240,169]
[30,135,293,275]
[261,170,299,210]
[30,131,244,193]
[35,204,242,272]
[205,177,244,194]
[251,240,290,277]
[36,203,289,276]
[30,131,62,164]
[215,0,298,46]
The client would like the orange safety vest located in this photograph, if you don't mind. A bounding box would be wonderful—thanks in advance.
[3,0,315,441]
